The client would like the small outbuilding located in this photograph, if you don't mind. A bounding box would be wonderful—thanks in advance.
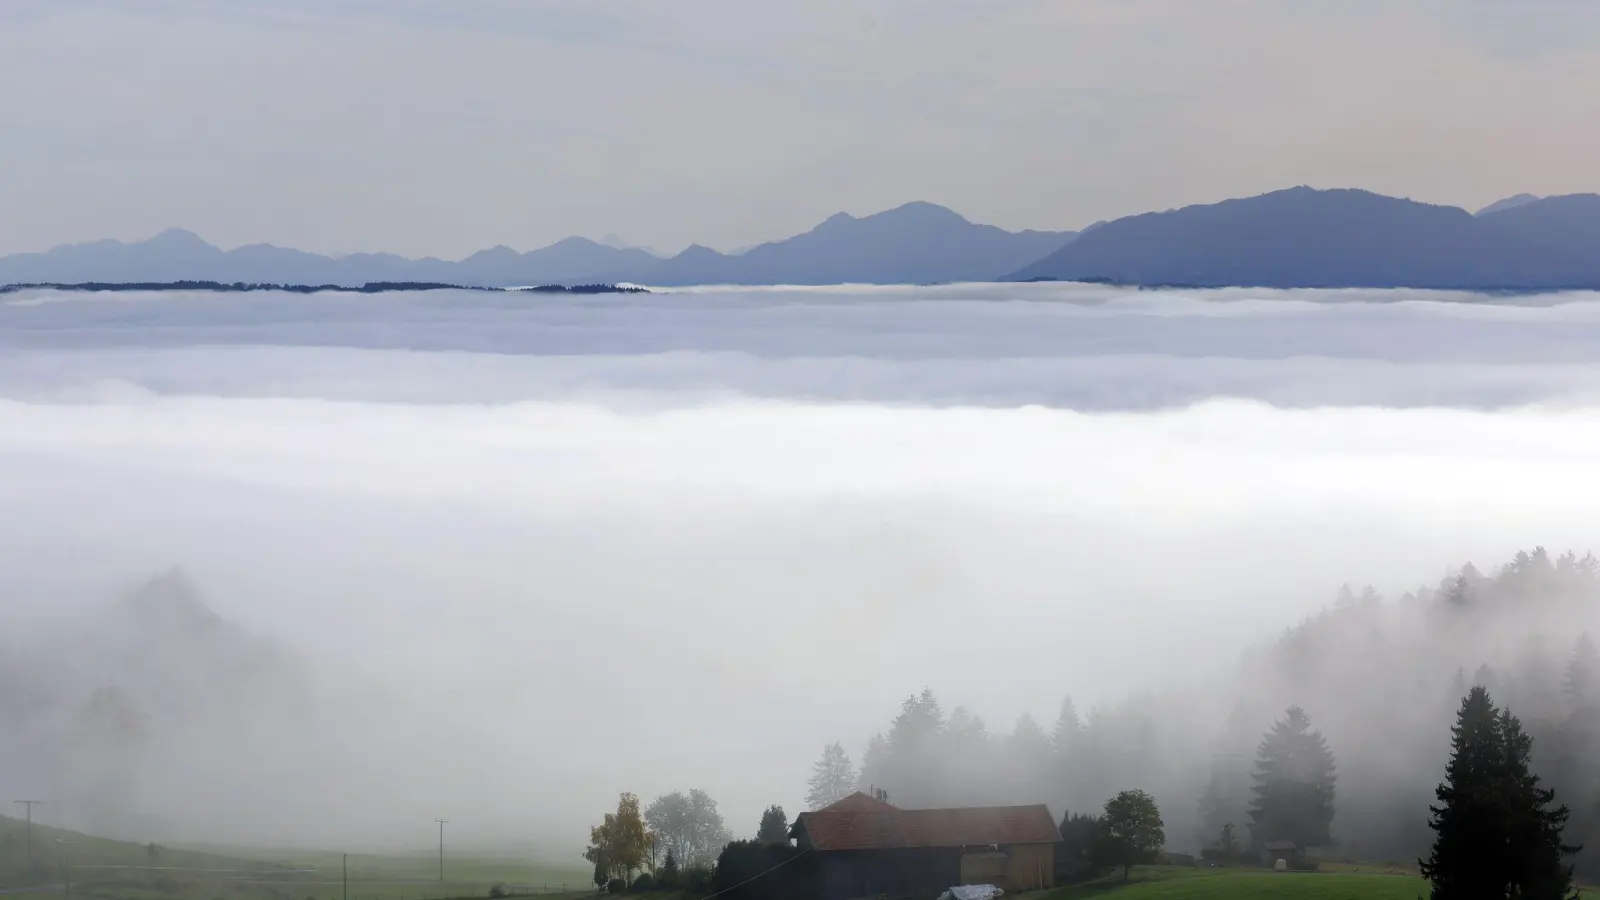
[1261,839,1304,869]
[792,793,1061,900]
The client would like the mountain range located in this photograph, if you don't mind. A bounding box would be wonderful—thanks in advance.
[7,188,1600,290]
[0,202,1077,289]
[1010,187,1600,289]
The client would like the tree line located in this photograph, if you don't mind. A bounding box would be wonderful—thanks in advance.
[588,547,1596,897]
[805,548,1600,882]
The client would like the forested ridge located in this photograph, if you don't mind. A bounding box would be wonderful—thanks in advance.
[821,548,1600,874]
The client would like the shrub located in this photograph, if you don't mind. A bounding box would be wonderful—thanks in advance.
[607,878,625,894]
[629,873,655,893]
[684,865,713,895]
[709,840,812,900]
[490,883,509,898]
[658,848,681,891]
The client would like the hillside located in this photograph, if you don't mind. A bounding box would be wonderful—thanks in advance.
[0,570,313,843]
[1007,187,1600,289]
[0,204,1073,289]
[646,202,1076,285]
[0,814,271,886]
[1475,193,1541,216]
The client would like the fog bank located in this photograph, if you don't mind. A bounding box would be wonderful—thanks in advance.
[3,284,1599,858]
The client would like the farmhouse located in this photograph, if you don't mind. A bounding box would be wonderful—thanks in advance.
[791,793,1061,900]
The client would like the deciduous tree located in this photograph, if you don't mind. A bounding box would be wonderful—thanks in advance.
[1093,790,1164,880]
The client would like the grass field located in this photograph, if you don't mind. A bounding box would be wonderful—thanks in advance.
[0,816,589,900]
[1042,866,1426,900]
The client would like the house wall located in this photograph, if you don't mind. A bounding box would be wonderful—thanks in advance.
[817,848,961,900]
[1001,843,1055,892]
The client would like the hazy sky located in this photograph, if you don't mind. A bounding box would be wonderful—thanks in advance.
[3,0,1599,258]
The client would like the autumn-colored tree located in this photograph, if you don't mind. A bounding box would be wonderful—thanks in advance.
[586,793,651,885]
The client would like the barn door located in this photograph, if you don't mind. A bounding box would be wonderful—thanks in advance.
[959,851,1008,887]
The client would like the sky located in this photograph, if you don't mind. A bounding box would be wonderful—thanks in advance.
[8,283,1600,851]
[3,0,1600,258]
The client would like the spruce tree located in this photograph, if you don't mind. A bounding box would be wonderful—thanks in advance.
[1247,706,1337,848]
[1422,686,1579,900]
[805,743,857,810]
[757,805,789,846]
[1500,710,1579,899]
[1422,687,1510,896]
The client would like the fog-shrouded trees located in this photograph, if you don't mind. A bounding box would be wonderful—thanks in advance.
[806,743,856,810]
[1092,790,1164,880]
[857,733,889,796]
[1247,705,1336,850]
[1056,810,1101,883]
[795,548,1600,876]
[643,789,730,869]
[1422,686,1578,900]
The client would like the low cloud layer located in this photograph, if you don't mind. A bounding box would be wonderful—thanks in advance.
[4,284,1600,856]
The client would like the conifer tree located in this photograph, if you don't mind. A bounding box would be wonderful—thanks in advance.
[805,743,857,810]
[1422,686,1579,900]
[757,806,789,846]
[1247,706,1337,848]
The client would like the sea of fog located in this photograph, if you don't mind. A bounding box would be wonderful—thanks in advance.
[5,281,1600,850]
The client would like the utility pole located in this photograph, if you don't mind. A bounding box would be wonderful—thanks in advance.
[56,839,70,897]
[342,853,348,900]
[435,819,448,883]
[13,801,42,870]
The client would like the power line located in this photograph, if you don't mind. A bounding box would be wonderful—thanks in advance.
[697,848,812,900]
[12,801,42,869]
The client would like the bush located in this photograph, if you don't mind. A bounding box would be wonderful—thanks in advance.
[629,873,655,893]
[684,865,713,895]
[490,884,509,898]
[607,878,625,894]
[710,840,812,900]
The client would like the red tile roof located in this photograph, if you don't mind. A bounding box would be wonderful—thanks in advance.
[796,805,1061,852]
[816,792,901,814]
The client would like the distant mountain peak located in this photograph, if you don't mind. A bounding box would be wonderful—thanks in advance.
[876,200,969,223]
[462,244,521,262]
[545,235,605,250]
[1476,194,1542,217]
[143,227,214,249]
[122,568,224,634]
[680,243,723,255]
[1008,184,1600,288]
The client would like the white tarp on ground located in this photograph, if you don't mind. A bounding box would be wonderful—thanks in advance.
[940,885,1005,900]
